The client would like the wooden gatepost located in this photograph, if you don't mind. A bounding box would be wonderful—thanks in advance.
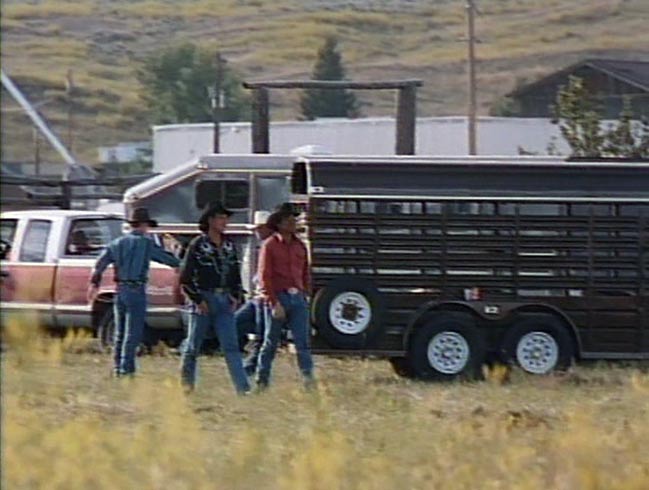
[242,80,423,155]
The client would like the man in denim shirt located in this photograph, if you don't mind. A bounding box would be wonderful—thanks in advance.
[88,207,180,376]
[179,202,250,394]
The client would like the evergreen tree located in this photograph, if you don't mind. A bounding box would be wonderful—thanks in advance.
[137,43,248,124]
[300,37,359,120]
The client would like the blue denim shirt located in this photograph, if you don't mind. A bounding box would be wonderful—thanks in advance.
[91,231,179,286]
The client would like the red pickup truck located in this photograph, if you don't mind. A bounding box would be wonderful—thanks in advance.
[0,210,183,346]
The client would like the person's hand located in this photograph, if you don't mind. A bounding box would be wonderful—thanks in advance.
[197,301,209,315]
[229,294,239,312]
[86,284,98,303]
[271,303,286,320]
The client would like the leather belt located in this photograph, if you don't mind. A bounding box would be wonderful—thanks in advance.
[118,280,146,287]
[204,287,230,294]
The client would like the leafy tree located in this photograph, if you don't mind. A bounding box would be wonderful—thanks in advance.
[603,98,649,158]
[552,76,648,158]
[300,37,360,120]
[137,43,248,124]
[551,76,605,158]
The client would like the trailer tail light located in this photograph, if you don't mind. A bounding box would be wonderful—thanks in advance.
[463,287,483,301]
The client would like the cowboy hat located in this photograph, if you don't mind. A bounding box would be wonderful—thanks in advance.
[266,203,301,232]
[128,207,158,227]
[274,202,301,216]
[253,210,271,227]
[198,201,233,232]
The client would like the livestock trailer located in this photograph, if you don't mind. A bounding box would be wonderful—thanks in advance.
[292,157,649,379]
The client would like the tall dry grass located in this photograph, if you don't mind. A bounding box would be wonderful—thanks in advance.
[2,316,649,489]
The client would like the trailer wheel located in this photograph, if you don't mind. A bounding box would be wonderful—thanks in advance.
[312,277,385,349]
[408,313,486,381]
[502,315,573,374]
[389,357,416,378]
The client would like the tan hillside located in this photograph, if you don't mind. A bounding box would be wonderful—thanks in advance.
[2,0,648,164]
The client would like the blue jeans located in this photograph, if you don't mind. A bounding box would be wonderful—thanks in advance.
[256,292,314,387]
[235,299,265,376]
[181,292,251,394]
[113,283,146,375]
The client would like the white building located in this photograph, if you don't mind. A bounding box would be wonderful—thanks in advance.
[98,141,152,165]
[152,116,570,173]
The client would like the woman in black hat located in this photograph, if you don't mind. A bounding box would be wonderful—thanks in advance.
[179,202,250,394]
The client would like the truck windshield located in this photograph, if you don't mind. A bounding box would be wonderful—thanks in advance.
[65,218,123,256]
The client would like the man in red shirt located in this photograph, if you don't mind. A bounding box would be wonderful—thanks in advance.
[256,204,314,389]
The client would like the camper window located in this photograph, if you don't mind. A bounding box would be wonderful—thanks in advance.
[195,180,249,210]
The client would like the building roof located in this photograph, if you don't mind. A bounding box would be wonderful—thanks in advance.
[509,59,649,97]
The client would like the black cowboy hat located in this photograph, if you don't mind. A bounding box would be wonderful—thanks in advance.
[198,201,233,232]
[274,202,301,216]
[266,202,300,231]
[128,207,158,227]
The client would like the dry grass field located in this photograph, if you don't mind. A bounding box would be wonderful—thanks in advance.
[2,0,648,163]
[2,317,649,489]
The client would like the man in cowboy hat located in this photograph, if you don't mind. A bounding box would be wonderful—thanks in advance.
[88,207,180,377]
[256,202,315,389]
[179,201,250,394]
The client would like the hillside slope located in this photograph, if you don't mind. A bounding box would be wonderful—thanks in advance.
[2,0,648,164]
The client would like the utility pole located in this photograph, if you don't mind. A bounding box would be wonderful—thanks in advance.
[466,0,478,155]
[212,52,226,153]
[65,69,74,154]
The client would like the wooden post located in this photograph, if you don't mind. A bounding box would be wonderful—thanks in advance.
[61,181,72,210]
[33,127,41,176]
[251,87,269,153]
[396,85,416,155]
[65,69,74,154]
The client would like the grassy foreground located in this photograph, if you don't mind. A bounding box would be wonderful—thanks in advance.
[2,321,649,490]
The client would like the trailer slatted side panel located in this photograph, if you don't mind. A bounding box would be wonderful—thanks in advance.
[307,198,649,354]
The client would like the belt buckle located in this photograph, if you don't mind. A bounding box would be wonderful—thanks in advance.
[287,287,299,295]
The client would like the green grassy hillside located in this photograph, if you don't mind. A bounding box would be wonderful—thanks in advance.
[2,0,648,164]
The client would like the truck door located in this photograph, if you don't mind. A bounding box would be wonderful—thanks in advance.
[54,217,122,328]
[0,218,19,302]
[10,219,56,325]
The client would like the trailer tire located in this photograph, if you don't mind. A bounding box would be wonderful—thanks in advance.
[502,315,573,374]
[312,277,385,349]
[408,313,486,381]
[389,357,416,378]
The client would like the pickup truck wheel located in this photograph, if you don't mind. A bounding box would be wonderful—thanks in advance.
[97,308,115,351]
[97,308,158,354]
[408,313,486,381]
